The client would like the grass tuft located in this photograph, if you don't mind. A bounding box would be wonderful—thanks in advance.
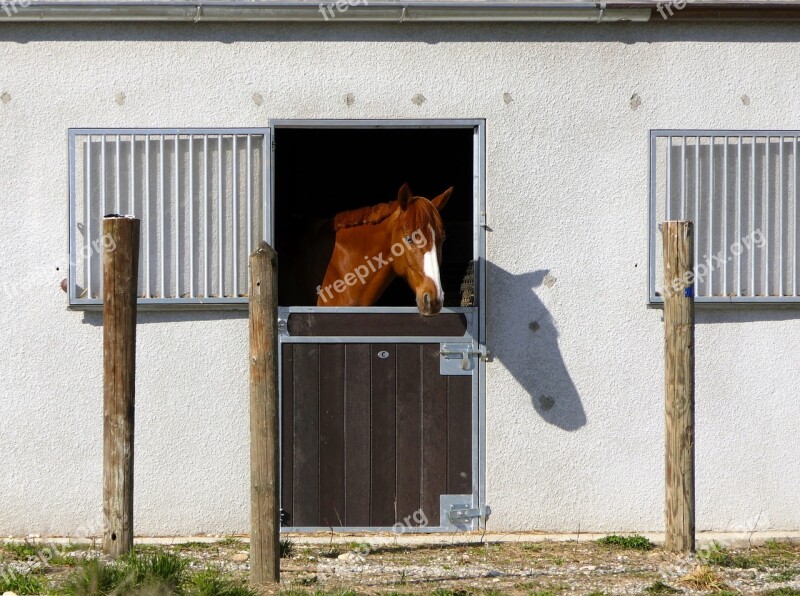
[280,538,295,559]
[185,567,258,596]
[643,580,682,594]
[217,537,244,548]
[319,548,341,559]
[279,591,358,596]
[596,535,654,551]
[2,541,43,559]
[0,568,47,595]
[127,549,187,592]
[678,564,729,592]
[174,541,217,551]
[770,568,800,582]
[60,557,134,595]
[60,550,187,595]
[697,542,754,568]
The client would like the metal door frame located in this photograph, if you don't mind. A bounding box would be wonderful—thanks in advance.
[269,119,486,532]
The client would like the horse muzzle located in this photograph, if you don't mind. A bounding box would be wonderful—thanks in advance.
[418,291,443,317]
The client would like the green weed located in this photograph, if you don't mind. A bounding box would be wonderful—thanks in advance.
[596,535,654,551]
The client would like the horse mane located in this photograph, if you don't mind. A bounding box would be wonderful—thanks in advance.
[333,197,445,239]
[333,200,398,231]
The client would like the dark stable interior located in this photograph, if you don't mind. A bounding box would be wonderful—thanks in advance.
[274,127,475,307]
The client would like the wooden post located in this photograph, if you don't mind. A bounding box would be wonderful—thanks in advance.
[663,220,695,554]
[249,241,280,585]
[102,216,140,558]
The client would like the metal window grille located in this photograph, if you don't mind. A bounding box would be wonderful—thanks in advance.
[69,128,271,308]
[650,130,800,304]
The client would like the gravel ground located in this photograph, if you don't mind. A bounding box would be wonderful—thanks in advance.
[2,535,800,595]
[271,537,800,595]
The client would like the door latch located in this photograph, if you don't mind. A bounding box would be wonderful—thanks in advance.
[438,343,488,375]
[448,504,492,524]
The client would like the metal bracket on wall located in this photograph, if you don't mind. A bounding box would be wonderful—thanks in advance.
[439,494,491,531]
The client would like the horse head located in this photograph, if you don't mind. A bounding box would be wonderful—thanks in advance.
[390,183,452,316]
[319,183,453,314]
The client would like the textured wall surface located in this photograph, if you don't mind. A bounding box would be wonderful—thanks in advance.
[1,21,799,535]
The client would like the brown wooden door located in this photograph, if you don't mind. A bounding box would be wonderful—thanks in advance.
[281,341,473,528]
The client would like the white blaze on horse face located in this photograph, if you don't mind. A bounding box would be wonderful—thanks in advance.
[423,225,444,303]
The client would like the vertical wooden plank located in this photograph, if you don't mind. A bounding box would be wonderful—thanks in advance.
[293,343,320,526]
[421,344,447,527]
[319,344,345,526]
[103,216,139,558]
[370,343,397,526]
[663,220,696,554]
[248,241,280,584]
[396,344,422,526]
[281,344,294,525]
[447,375,473,496]
[344,344,371,526]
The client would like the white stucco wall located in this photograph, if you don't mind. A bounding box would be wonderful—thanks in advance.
[1,21,799,536]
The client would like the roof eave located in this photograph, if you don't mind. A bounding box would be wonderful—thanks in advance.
[5,1,800,23]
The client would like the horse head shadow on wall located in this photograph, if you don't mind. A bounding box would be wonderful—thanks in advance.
[485,261,587,431]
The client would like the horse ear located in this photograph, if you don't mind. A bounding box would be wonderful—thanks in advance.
[397,183,413,209]
[432,187,453,212]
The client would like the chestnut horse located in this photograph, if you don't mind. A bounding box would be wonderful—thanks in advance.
[315,183,452,316]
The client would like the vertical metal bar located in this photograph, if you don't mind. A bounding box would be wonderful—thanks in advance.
[779,137,784,296]
[189,135,194,299]
[247,134,252,254]
[145,136,150,299]
[130,135,135,216]
[218,134,224,297]
[708,137,714,296]
[681,136,687,218]
[751,136,756,296]
[101,135,107,215]
[765,137,770,295]
[666,136,672,221]
[268,132,272,245]
[695,137,700,284]
[737,137,742,297]
[69,132,77,304]
[722,137,728,295]
[204,135,210,298]
[115,134,121,214]
[86,136,92,298]
[795,137,798,297]
[175,135,180,299]
[160,134,165,299]
[650,132,659,302]
[232,134,238,297]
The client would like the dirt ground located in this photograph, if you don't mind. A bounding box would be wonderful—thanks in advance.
[4,534,800,595]
[271,536,800,595]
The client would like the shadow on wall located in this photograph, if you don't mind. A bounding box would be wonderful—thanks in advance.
[486,261,586,432]
[695,309,800,325]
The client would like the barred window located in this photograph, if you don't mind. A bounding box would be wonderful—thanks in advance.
[650,130,800,304]
[69,129,270,308]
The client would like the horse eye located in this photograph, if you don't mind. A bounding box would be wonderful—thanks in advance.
[404,235,414,244]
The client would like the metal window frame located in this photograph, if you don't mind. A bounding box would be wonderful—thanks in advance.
[649,129,800,306]
[67,127,271,310]
[270,119,487,532]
